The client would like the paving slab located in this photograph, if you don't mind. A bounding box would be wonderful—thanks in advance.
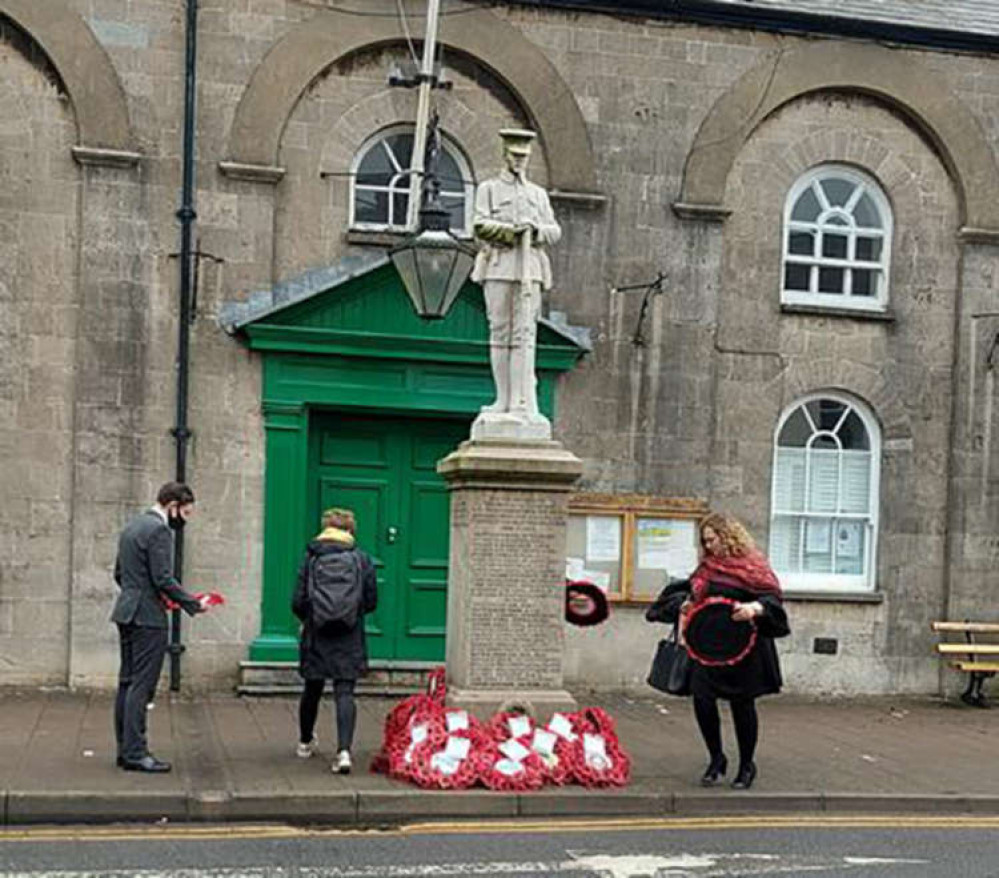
[0,688,996,825]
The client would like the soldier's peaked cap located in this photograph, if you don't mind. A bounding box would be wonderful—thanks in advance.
[499,128,537,154]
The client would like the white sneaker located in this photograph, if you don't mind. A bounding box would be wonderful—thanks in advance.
[296,737,318,759]
[333,750,352,774]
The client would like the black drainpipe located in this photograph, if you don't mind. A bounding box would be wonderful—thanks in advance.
[170,0,199,692]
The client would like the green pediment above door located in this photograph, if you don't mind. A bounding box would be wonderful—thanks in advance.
[222,253,590,372]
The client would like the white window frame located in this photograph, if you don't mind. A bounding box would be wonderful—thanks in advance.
[349,125,473,235]
[768,392,881,593]
[781,164,892,313]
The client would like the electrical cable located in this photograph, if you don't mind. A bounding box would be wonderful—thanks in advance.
[396,0,420,65]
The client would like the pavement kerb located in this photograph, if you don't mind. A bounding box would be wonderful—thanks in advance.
[672,792,824,814]
[5,791,189,826]
[355,789,518,823]
[820,793,999,814]
[220,791,357,823]
[516,789,671,817]
[5,789,999,826]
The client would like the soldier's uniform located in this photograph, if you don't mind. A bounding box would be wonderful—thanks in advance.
[471,129,561,418]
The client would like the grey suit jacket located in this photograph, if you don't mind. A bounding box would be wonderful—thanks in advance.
[111,510,201,628]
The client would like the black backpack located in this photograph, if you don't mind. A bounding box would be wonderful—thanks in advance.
[308,550,362,630]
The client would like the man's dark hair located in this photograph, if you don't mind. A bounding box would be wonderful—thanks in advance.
[157,481,195,506]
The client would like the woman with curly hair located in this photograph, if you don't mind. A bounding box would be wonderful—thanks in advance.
[680,512,789,790]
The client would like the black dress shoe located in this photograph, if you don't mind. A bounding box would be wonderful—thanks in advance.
[700,753,727,786]
[121,755,172,773]
[731,762,757,790]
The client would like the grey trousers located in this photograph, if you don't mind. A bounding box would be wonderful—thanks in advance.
[114,623,168,761]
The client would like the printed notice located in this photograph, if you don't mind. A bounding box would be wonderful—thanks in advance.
[636,518,698,576]
[586,515,620,562]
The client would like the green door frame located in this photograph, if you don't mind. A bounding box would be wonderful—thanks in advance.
[235,264,586,662]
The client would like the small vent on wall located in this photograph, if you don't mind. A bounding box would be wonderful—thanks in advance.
[813,637,839,655]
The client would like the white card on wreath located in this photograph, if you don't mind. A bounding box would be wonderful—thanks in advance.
[583,732,611,770]
[443,735,471,761]
[498,738,531,762]
[431,753,460,775]
[548,713,576,740]
[508,715,532,739]
[445,711,470,732]
[531,728,557,757]
[495,758,524,777]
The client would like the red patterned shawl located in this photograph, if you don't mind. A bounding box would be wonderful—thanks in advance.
[690,549,782,603]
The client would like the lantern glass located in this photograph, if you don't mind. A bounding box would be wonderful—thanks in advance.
[390,229,475,320]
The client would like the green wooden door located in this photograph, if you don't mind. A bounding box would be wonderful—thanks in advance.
[310,411,469,662]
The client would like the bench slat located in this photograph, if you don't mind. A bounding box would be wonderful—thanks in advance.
[936,643,999,654]
[950,662,999,672]
[931,621,999,633]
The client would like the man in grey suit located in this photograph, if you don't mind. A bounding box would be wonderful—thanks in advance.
[112,481,204,772]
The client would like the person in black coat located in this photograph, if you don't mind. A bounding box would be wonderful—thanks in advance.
[111,481,204,773]
[678,512,789,791]
[291,507,377,774]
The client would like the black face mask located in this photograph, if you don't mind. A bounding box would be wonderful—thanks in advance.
[168,512,186,532]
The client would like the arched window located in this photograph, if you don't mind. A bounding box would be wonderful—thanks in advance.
[782,165,891,311]
[350,126,472,234]
[769,394,880,592]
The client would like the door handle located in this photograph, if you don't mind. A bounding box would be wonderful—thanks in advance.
[386,525,399,544]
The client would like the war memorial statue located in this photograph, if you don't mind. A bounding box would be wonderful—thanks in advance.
[470,128,561,441]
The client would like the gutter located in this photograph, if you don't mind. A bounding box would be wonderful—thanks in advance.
[507,0,999,56]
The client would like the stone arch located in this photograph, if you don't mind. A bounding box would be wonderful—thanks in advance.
[225,5,596,194]
[318,89,542,189]
[677,40,999,234]
[782,364,912,443]
[0,0,134,153]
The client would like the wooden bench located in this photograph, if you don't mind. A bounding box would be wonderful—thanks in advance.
[931,621,999,707]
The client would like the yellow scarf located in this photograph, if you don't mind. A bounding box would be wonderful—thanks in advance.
[315,526,355,546]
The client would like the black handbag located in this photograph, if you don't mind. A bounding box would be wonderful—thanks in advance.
[647,625,693,696]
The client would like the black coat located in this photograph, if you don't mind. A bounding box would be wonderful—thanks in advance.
[646,578,789,700]
[291,538,378,681]
[690,582,788,700]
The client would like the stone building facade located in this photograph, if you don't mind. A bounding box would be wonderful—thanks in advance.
[2,0,998,695]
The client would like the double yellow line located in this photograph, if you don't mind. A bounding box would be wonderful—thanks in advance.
[2,814,999,843]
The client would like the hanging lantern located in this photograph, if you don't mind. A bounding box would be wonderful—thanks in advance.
[390,202,475,319]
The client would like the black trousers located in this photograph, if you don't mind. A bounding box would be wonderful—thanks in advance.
[299,679,357,752]
[114,623,168,761]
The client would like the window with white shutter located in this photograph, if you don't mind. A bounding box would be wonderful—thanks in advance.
[769,394,880,591]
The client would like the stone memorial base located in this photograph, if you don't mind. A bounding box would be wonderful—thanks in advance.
[438,437,582,719]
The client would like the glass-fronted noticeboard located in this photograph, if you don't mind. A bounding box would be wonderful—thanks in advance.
[565,494,708,602]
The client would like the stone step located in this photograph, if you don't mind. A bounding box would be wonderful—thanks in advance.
[237,660,440,697]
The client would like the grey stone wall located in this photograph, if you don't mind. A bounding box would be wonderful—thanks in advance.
[2,0,997,694]
[0,22,78,684]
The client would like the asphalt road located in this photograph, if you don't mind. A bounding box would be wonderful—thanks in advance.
[1,816,999,877]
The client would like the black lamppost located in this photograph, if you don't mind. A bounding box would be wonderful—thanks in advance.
[389,118,475,320]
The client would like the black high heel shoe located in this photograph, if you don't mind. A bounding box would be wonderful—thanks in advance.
[731,762,757,790]
[700,753,727,786]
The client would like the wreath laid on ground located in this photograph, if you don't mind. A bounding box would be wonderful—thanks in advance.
[371,670,630,791]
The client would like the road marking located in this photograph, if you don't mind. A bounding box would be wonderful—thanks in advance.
[0,851,932,877]
[0,814,998,843]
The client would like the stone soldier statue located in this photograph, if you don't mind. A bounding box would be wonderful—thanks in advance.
[471,128,561,440]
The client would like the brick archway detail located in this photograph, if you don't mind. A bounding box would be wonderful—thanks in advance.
[677,41,999,234]
[0,0,134,152]
[224,6,597,194]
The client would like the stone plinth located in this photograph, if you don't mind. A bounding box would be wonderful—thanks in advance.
[438,439,582,718]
